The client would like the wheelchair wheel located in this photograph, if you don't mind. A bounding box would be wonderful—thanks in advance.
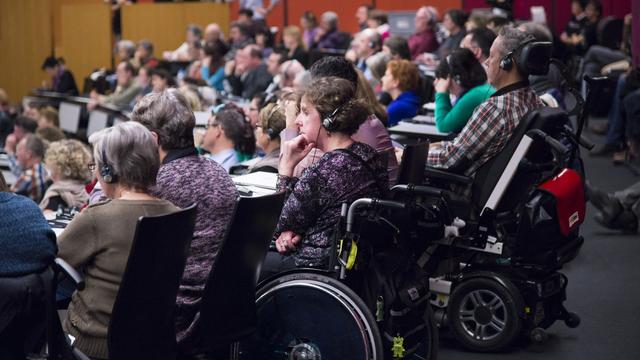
[241,271,383,359]
[447,278,522,352]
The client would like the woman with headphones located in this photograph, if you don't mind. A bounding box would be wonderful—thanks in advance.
[56,122,179,359]
[433,48,495,133]
[251,103,286,173]
[264,77,389,274]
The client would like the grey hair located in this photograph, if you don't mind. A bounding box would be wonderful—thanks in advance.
[117,40,136,59]
[498,25,535,58]
[366,52,391,81]
[88,121,159,191]
[22,134,47,159]
[321,11,339,29]
[130,90,196,151]
[518,22,552,43]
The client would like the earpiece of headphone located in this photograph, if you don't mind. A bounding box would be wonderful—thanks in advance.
[265,104,280,140]
[499,39,534,72]
[100,148,117,184]
[322,105,342,132]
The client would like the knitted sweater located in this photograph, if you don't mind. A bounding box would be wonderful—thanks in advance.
[0,192,57,276]
[150,150,237,348]
[59,199,179,359]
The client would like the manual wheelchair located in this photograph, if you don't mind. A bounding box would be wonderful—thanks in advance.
[241,196,441,360]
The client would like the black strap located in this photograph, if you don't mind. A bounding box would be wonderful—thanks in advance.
[334,147,385,195]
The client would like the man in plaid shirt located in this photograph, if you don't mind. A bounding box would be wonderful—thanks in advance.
[11,134,49,203]
[428,26,544,175]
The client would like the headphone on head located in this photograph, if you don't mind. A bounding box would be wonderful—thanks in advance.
[499,39,534,72]
[264,104,280,140]
[322,105,342,132]
[100,148,117,184]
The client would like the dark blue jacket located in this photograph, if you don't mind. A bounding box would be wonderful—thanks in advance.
[0,192,57,276]
[387,91,420,126]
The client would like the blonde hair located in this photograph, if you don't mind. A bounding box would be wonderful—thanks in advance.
[44,139,92,182]
[258,103,286,140]
[283,26,305,50]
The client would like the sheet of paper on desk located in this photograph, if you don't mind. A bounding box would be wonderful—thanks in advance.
[232,171,278,190]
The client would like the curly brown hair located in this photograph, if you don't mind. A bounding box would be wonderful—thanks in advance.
[44,139,92,182]
[303,77,369,136]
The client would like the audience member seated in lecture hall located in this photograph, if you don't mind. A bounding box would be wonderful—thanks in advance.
[438,9,468,59]
[381,59,421,127]
[300,11,320,51]
[36,106,66,143]
[409,6,440,60]
[151,68,177,93]
[0,171,57,359]
[263,77,388,276]
[559,0,589,56]
[41,56,79,96]
[56,122,179,360]
[225,44,273,100]
[39,139,92,213]
[282,25,310,68]
[460,26,496,70]
[251,102,286,173]
[88,61,142,111]
[163,24,203,62]
[131,90,238,358]
[427,26,544,177]
[4,117,38,172]
[433,48,495,133]
[200,39,229,92]
[11,134,49,204]
[311,11,350,50]
[279,56,398,184]
[132,39,159,70]
[199,107,256,172]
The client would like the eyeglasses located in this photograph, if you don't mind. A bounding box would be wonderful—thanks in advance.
[88,162,96,171]
[206,122,219,129]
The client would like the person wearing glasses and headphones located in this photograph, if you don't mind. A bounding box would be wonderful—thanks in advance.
[251,103,286,173]
[427,26,545,177]
[56,122,179,360]
[433,48,495,133]
[264,76,389,275]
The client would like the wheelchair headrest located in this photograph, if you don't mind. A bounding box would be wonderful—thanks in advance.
[517,41,552,76]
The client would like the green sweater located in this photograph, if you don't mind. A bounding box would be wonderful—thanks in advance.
[434,83,495,133]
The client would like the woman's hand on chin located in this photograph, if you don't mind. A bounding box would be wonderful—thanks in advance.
[275,230,302,254]
[279,135,315,177]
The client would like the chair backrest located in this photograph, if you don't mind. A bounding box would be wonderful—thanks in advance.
[397,141,428,185]
[199,192,285,348]
[107,204,197,360]
[471,107,569,213]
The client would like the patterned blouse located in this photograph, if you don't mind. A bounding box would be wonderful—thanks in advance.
[276,142,389,268]
[150,148,238,346]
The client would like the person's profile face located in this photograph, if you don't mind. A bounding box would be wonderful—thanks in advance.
[45,67,57,77]
[381,67,396,92]
[295,96,322,143]
[485,36,503,87]
[15,138,30,167]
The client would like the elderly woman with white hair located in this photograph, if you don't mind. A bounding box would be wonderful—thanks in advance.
[56,121,179,360]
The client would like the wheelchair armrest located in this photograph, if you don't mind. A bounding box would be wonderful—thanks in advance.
[424,166,473,185]
[54,258,85,290]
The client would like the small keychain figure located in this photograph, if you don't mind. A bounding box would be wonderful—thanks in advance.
[392,335,405,358]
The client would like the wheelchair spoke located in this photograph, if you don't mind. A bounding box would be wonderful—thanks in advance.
[469,291,485,307]
[487,296,502,310]
[478,324,489,339]
[490,316,506,332]
[460,310,475,322]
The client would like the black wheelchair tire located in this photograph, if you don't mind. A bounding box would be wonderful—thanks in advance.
[416,303,440,360]
[242,271,384,359]
[447,277,522,352]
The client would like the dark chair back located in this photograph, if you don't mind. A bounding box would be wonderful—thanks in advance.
[471,107,569,212]
[199,192,285,349]
[397,141,428,185]
[107,204,197,360]
[597,16,624,50]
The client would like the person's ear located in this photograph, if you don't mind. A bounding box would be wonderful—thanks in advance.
[150,131,159,146]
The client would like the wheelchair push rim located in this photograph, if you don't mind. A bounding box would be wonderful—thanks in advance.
[242,272,383,359]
